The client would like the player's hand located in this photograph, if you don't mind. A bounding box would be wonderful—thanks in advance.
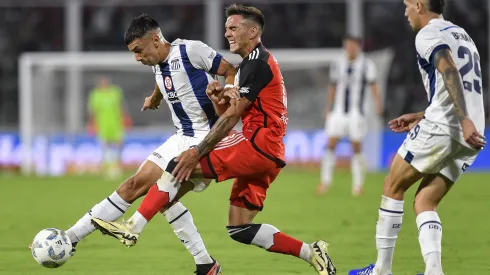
[218,87,240,105]
[206,81,223,104]
[461,118,486,150]
[388,113,422,133]
[141,93,163,111]
[173,148,200,182]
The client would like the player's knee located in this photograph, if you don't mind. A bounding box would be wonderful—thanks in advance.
[413,192,439,215]
[226,224,259,245]
[165,158,178,174]
[383,174,408,200]
[117,175,147,203]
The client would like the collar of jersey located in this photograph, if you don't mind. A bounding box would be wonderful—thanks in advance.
[429,17,445,25]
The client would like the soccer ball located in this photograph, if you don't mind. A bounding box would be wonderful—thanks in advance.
[31,228,72,268]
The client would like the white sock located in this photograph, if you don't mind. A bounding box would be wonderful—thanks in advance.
[321,149,336,185]
[299,243,312,262]
[66,191,130,243]
[128,211,148,234]
[374,196,404,275]
[417,211,443,275]
[129,173,182,234]
[351,153,365,189]
[163,202,213,265]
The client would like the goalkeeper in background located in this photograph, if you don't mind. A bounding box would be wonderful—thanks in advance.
[88,76,131,179]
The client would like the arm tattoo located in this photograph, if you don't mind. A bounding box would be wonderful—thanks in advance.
[195,114,240,158]
[434,49,468,121]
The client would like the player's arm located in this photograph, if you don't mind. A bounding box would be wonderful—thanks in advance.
[365,59,383,116]
[195,60,273,159]
[433,49,468,121]
[370,83,383,116]
[195,97,251,159]
[212,59,236,116]
[325,60,340,119]
[187,41,236,115]
[325,84,336,119]
[152,82,163,100]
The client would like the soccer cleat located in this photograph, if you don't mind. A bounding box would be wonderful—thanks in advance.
[69,242,77,256]
[194,259,222,275]
[91,218,139,247]
[309,240,336,275]
[348,264,392,275]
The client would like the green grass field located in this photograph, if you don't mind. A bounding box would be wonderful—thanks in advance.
[1,168,489,275]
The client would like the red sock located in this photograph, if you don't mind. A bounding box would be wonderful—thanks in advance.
[268,232,303,257]
[137,184,170,221]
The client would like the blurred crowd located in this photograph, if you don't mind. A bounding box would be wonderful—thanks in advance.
[0,0,487,129]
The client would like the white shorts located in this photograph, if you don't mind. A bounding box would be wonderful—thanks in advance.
[146,133,211,192]
[397,119,479,182]
[326,113,367,141]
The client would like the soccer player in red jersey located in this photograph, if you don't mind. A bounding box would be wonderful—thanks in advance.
[92,4,336,274]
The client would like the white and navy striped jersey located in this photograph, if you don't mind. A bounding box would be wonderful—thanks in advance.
[416,18,485,148]
[153,39,222,137]
[329,54,377,115]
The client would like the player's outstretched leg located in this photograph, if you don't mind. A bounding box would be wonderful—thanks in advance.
[91,161,220,274]
[227,205,336,275]
[413,174,452,275]
[349,155,422,275]
[64,160,162,249]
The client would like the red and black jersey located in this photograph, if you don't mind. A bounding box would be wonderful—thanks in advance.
[236,43,288,167]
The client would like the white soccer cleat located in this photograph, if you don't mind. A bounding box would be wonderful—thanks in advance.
[309,240,336,275]
[91,218,139,247]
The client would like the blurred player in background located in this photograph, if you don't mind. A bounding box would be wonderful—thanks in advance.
[87,76,130,179]
[92,4,336,275]
[317,35,383,197]
[350,0,485,274]
[61,14,237,275]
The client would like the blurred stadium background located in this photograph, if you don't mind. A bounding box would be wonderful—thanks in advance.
[0,0,489,174]
[1,1,489,274]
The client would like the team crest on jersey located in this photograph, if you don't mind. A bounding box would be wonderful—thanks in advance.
[164,76,174,91]
[170,59,180,70]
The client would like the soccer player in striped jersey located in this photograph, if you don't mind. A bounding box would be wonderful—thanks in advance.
[350,0,485,274]
[318,35,383,197]
[63,14,236,275]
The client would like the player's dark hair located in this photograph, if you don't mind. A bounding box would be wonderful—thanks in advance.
[225,4,265,32]
[427,0,445,14]
[124,14,160,45]
[343,34,363,45]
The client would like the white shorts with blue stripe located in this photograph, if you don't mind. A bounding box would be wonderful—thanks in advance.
[397,119,479,182]
[146,132,211,192]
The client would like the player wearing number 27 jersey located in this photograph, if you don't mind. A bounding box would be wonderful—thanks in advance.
[349,1,485,274]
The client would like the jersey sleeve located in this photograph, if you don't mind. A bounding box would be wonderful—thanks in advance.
[415,28,450,66]
[186,41,223,74]
[329,59,340,84]
[238,59,274,102]
[365,59,377,84]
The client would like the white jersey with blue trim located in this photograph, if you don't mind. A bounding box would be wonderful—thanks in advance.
[416,18,485,147]
[153,39,222,137]
[330,53,377,115]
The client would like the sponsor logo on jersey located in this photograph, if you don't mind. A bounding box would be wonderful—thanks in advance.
[239,87,250,94]
[164,76,173,91]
